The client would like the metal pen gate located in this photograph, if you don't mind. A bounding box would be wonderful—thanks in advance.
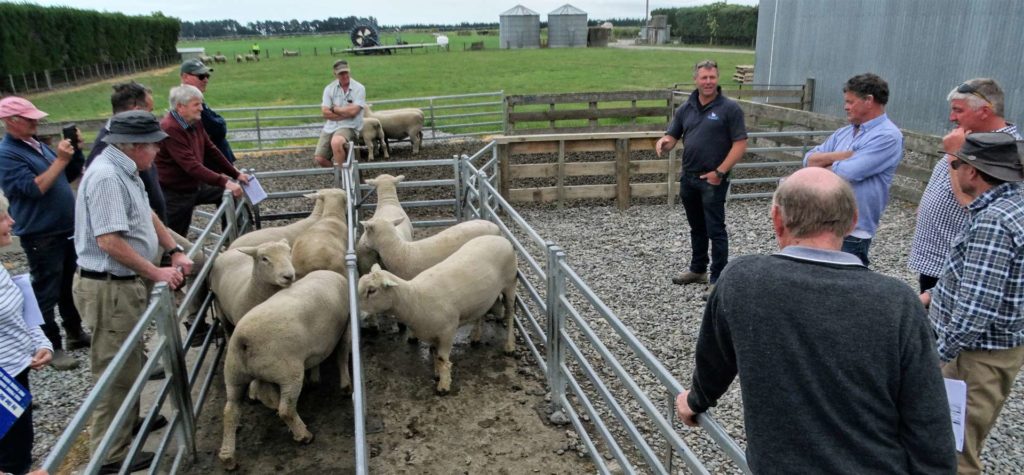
[44,141,750,474]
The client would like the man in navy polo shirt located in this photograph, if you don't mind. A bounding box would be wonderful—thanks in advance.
[656,60,748,295]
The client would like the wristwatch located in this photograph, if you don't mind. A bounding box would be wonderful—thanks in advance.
[714,169,727,179]
[168,245,185,256]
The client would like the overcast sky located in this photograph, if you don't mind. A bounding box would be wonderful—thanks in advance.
[19,0,758,26]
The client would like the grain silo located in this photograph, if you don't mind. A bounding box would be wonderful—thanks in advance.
[547,4,587,48]
[499,5,541,49]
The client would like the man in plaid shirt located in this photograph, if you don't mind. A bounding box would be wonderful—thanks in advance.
[923,132,1024,474]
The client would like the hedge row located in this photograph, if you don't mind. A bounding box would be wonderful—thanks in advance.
[0,3,179,76]
[652,2,758,47]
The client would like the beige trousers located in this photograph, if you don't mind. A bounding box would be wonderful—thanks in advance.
[942,346,1024,475]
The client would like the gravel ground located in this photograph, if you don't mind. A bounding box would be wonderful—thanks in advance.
[15,139,1024,473]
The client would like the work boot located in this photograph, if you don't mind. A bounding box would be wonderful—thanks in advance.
[50,349,80,371]
[671,271,708,285]
[66,329,92,350]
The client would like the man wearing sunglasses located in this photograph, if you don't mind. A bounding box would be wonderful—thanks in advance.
[180,59,236,163]
[804,73,903,267]
[909,78,1019,293]
[921,132,1024,474]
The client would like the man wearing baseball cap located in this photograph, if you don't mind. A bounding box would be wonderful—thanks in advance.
[0,96,90,371]
[180,58,236,163]
[923,131,1024,473]
[74,110,193,474]
[314,59,366,167]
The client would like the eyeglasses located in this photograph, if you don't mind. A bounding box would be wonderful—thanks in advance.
[957,82,992,105]
[192,73,210,81]
[949,158,965,170]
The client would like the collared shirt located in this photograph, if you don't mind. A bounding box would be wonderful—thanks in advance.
[75,145,158,276]
[909,124,1020,278]
[775,245,865,266]
[929,182,1024,362]
[804,113,904,238]
[0,267,52,376]
[665,87,747,173]
[321,78,366,134]
[170,110,191,130]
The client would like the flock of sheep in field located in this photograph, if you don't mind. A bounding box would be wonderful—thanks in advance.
[208,174,519,470]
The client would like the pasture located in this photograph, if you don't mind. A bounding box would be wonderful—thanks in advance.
[27,33,754,122]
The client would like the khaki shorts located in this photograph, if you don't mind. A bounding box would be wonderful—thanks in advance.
[314,128,357,161]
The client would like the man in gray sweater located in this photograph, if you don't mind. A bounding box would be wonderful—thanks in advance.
[676,167,955,473]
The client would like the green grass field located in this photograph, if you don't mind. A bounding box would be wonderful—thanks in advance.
[27,33,754,122]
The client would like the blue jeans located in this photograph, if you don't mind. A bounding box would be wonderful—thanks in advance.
[20,233,83,350]
[842,235,872,267]
[680,174,730,282]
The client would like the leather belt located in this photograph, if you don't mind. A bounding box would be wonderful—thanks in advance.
[79,269,138,281]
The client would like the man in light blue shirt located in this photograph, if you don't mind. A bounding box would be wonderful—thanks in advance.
[804,73,904,266]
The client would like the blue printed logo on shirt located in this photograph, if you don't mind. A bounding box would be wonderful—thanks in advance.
[707,112,720,121]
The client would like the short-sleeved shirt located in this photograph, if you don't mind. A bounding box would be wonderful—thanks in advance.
[321,78,366,134]
[665,87,747,174]
[75,146,157,276]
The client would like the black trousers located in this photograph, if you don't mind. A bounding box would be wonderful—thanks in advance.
[0,368,33,475]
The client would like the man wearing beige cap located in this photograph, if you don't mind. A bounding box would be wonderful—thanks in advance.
[314,59,366,167]
[923,132,1024,474]
[0,96,90,371]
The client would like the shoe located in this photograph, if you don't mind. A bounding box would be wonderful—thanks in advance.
[66,331,92,350]
[132,415,168,435]
[50,349,80,371]
[702,284,716,301]
[148,365,166,381]
[185,319,211,348]
[672,271,708,285]
[99,450,155,474]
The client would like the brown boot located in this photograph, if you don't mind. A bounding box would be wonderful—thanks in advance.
[50,349,80,371]
[671,271,708,285]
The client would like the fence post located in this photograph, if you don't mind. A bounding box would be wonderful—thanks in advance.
[557,140,566,209]
[498,143,510,199]
[545,244,567,403]
[7,75,15,94]
[615,138,631,210]
[429,99,437,140]
[453,156,464,221]
[478,169,491,219]
[223,191,239,241]
[44,70,52,90]
[254,110,263,150]
[151,284,197,459]
[802,77,815,111]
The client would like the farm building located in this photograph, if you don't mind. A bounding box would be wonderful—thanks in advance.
[499,4,541,49]
[547,4,587,48]
[176,47,205,61]
[754,0,1024,135]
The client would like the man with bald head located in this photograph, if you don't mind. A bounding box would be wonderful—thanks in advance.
[676,168,955,473]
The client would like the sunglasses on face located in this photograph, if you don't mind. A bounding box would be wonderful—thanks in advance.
[192,73,210,81]
[957,82,991,105]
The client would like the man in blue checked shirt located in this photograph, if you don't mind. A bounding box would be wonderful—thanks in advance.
[921,132,1024,474]
[804,73,904,266]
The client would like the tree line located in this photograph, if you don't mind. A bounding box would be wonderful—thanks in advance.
[652,2,758,46]
[0,4,178,77]
[180,17,379,38]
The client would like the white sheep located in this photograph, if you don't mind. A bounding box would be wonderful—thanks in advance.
[357,235,517,394]
[365,106,425,155]
[235,54,243,63]
[359,217,500,280]
[360,117,389,161]
[219,270,351,470]
[229,188,343,249]
[356,174,413,275]
[291,188,348,278]
[209,240,296,328]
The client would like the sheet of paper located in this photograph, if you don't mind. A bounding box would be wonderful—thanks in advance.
[0,366,31,439]
[242,175,267,205]
[944,378,966,452]
[11,274,44,327]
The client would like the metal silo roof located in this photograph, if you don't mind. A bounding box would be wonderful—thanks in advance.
[501,4,539,16]
[549,4,586,15]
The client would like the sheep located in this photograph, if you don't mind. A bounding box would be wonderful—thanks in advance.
[359,216,500,280]
[244,54,256,62]
[209,239,296,328]
[235,54,243,63]
[357,235,517,394]
[359,117,389,162]
[290,188,349,278]
[228,188,342,249]
[356,174,412,275]
[213,53,228,63]
[199,55,214,64]
[365,106,425,155]
[219,270,351,470]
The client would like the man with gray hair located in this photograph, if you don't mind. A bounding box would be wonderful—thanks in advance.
[74,110,193,473]
[314,59,366,167]
[156,84,249,236]
[909,78,1020,292]
[676,167,955,473]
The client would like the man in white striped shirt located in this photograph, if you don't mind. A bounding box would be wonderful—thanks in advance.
[72,111,192,474]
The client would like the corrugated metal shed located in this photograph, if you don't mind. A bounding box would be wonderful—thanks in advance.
[499,5,541,49]
[754,0,1024,135]
[548,4,587,48]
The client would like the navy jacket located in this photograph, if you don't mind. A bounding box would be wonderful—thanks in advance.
[201,103,236,163]
[0,133,83,238]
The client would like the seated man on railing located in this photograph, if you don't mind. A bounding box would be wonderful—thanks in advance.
[676,167,955,473]
[73,111,193,474]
